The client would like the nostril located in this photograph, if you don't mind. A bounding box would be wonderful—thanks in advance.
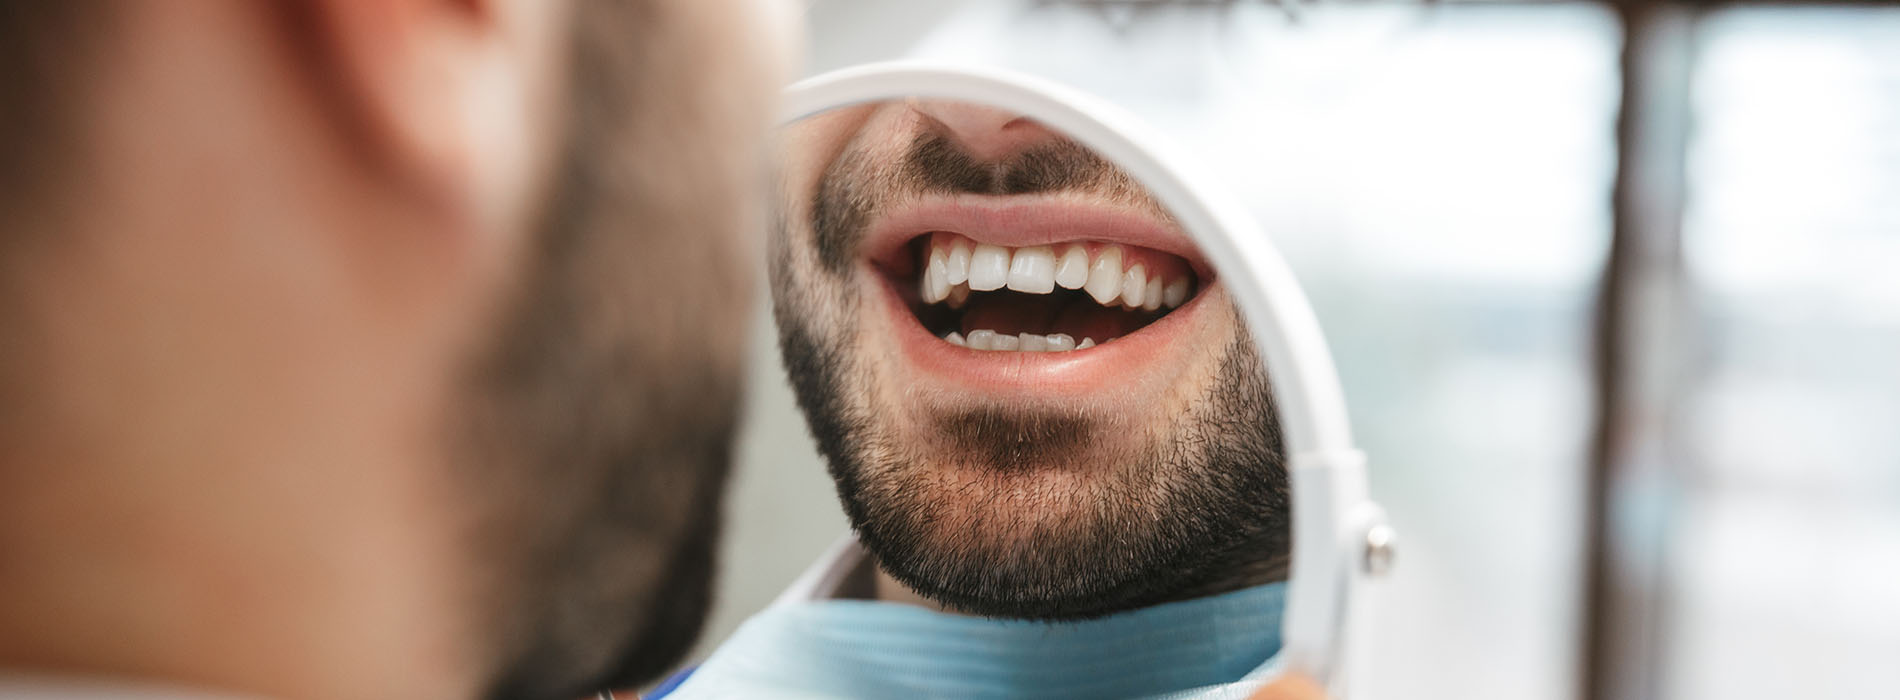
[912,100,1018,136]
[995,115,1049,137]
[911,100,1061,163]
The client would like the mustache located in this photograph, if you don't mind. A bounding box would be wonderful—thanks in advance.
[810,131,1131,277]
[905,131,1121,195]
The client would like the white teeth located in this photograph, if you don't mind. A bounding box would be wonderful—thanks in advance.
[1163,278,1189,308]
[1006,246,1057,294]
[1122,264,1147,308]
[966,329,997,350]
[1085,245,1124,305]
[922,246,951,303]
[945,239,971,286]
[922,238,1194,312]
[1055,245,1089,289]
[954,329,1096,353]
[967,244,1010,291]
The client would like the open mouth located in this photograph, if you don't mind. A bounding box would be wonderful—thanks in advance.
[897,232,1202,352]
[856,197,1215,396]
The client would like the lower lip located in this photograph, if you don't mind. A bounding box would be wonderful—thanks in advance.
[872,266,1212,399]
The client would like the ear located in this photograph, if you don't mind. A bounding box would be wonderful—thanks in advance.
[296,0,570,235]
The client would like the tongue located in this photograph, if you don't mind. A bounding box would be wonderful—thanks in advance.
[960,292,1155,341]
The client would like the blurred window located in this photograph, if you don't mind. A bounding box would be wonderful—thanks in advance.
[1662,7,1900,700]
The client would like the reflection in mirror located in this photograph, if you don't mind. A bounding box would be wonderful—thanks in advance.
[658,99,1295,698]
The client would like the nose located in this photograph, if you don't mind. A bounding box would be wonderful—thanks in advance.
[911,100,1063,163]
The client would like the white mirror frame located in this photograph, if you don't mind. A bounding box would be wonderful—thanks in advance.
[780,62,1385,697]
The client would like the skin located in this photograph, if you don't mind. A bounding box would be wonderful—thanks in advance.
[772,100,1292,621]
[0,2,782,699]
[1250,676,1328,700]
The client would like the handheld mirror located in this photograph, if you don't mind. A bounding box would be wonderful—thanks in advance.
[706,62,1387,699]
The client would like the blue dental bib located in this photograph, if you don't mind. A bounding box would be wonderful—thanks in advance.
[661,581,1285,699]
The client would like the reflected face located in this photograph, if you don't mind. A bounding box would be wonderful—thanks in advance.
[772,101,1290,619]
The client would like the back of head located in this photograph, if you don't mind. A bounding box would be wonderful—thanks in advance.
[0,2,785,699]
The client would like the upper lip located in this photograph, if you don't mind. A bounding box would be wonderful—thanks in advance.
[861,194,1211,279]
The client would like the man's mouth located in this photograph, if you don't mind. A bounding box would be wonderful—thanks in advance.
[854,196,1216,398]
[905,232,1199,352]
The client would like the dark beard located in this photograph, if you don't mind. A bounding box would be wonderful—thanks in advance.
[463,1,763,698]
[776,293,1290,620]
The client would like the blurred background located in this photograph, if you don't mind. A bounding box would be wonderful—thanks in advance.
[703,2,1900,699]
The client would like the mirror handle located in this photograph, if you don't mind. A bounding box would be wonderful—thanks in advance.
[1283,449,1388,698]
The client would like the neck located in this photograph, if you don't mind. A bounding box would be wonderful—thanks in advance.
[1158,552,1290,604]
[865,537,1289,615]
[0,443,479,700]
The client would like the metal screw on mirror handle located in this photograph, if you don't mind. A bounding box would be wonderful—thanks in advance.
[779,62,1384,698]
[1364,521,1396,578]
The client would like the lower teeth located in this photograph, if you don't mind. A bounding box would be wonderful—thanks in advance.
[948,330,1101,352]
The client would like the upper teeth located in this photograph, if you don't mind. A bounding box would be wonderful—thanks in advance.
[920,235,1195,309]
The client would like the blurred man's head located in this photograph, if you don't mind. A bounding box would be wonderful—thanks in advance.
[0,2,780,699]
[770,102,1289,621]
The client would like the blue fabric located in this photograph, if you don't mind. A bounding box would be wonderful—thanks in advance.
[643,666,695,699]
[664,583,1285,699]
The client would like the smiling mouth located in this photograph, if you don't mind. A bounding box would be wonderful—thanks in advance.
[889,231,1203,352]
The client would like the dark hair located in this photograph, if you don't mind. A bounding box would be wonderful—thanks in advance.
[0,4,108,430]
[0,3,108,227]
